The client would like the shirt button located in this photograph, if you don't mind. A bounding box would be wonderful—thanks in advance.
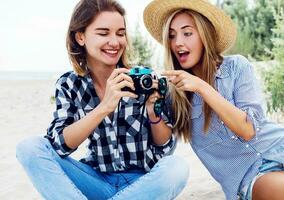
[221,121,224,124]
[231,136,235,139]
[256,127,260,132]
[246,144,249,148]
[257,153,261,156]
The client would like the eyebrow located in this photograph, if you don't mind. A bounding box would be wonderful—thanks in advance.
[94,28,126,31]
[181,25,193,29]
[170,25,194,31]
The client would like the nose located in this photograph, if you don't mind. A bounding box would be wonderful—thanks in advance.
[175,33,184,47]
[108,35,119,47]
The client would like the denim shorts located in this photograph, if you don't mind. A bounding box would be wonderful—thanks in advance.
[238,159,284,200]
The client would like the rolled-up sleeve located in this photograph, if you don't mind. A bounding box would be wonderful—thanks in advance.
[233,56,265,137]
[45,79,79,157]
[151,134,177,158]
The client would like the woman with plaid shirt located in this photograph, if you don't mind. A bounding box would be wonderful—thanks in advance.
[16,0,189,200]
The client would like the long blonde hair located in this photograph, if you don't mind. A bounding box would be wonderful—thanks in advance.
[163,9,223,142]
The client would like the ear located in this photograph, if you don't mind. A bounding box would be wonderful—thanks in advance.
[75,32,85,46]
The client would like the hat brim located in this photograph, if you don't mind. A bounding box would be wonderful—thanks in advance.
[143,0,237,53]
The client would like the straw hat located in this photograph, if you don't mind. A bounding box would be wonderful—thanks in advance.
[143,0,237,53]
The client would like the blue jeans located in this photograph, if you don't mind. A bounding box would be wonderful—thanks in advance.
[16,136,189,200]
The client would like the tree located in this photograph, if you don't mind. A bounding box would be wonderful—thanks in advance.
[130,23,154,67]
[224,0,255,56]
[249,0,277,59]
[223,0,284,60]
[263,7,284,113]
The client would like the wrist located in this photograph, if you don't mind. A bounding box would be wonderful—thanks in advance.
[196,79,208,95]
[95,103,112,117]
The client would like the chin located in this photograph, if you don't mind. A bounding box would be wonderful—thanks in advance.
[180,63,193,70]
[104,62,118,67]
[103,59,120,66]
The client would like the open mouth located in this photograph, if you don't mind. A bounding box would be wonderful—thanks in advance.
[177,50,189,62]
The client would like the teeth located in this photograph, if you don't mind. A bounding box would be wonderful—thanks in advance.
[178,50,187,54]
[105,50,118,54]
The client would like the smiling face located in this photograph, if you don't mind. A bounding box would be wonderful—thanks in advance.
[76,11,127,69]
[169,12,204,71]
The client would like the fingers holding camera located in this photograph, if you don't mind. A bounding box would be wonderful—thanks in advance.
[100,69,137,113]
[108,68,129,80]
[115,80,136,95]
[112,72,133,85]
[151,79,159,90]
[146,91,161,117]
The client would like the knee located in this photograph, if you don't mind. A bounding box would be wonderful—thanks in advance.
[158,155,190,187]
[16,136,49,166]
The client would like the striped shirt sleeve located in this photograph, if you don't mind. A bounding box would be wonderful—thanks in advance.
[233,56,265,139]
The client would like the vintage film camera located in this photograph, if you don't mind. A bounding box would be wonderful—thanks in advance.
[123,66,168,116]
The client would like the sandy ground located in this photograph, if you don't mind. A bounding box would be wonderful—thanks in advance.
[0,79,224,200]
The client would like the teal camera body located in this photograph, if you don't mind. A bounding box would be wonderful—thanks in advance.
[124,66,168,117]
[125,66,167,97]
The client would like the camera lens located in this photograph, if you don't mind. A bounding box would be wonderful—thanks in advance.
[140,75,152,89]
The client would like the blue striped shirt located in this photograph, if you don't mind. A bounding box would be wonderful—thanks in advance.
[190,55,284,200]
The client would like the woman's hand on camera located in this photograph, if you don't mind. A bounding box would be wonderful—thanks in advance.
[144,79,159,116]
[146,88,160,118]
[100,68,137,113]
[162,70,204,93]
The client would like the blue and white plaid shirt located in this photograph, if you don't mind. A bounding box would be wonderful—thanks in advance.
[45,71,175,172]
[190,55,284,200]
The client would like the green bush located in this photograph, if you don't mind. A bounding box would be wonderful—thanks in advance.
[263,7,284,113]
[223,0,283,60]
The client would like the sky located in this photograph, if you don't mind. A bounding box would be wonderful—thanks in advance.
[0,0,216,72]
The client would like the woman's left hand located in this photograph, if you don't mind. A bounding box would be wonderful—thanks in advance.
[145,79,161,118]
[146,91,161,117]
[162,70,203,93]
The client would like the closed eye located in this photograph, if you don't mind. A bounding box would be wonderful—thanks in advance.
[96,31,108,36]
[117,31,126,37]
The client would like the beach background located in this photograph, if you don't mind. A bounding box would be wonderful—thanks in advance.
[0,0,225,198]
[0,72,225,199]
[2,0,283,199]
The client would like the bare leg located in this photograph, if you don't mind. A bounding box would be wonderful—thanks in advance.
[252,171,284,200]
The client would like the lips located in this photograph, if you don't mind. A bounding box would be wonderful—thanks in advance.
[177,50,189,63]
[102,49,120,57]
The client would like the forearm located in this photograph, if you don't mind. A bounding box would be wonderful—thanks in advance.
[63,104,109,149]
[148,113,172,145]
[198,80,255,140]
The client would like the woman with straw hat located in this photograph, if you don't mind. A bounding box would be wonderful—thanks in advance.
[144,0,284,199]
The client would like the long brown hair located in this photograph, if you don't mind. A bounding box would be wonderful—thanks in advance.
[66,0,131,75]
[163,9,223,142]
